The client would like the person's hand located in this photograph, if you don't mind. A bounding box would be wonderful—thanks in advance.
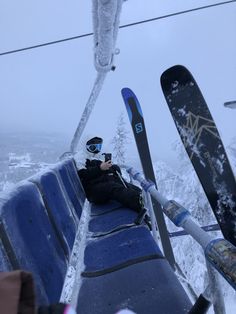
[100,160,112,171]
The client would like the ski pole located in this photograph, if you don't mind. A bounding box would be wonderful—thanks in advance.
[115,170,128,188]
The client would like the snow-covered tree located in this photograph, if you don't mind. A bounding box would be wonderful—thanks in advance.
[153,141,220,296]
[111,112,130,165]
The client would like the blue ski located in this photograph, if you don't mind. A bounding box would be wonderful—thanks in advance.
[121,87,176,267]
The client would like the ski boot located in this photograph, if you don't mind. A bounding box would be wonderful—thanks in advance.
[134,193,147,225]
[144,214,152,231]
[134,207,147,225]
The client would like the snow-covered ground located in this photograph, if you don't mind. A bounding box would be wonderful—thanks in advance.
[0,132,69,192]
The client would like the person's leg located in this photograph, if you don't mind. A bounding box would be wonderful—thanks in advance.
[124,182,151,227]
[89,181,149,227]
[88,183,111,204]
[126,182,142,193]
[108,182,143,212]
[88,182,141,210]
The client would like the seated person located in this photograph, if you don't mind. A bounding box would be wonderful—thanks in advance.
[78,136,148,225]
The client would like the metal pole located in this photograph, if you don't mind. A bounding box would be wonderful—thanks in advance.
[145,191,159,244]
[70,72,107,153]
[126,166,236,291]
[206,261,226,314]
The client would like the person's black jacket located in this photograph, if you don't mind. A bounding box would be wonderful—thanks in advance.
[78,159,122,199]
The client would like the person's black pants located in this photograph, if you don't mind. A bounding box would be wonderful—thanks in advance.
[88,181,143,212]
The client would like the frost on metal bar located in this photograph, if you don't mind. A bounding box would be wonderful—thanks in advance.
[206,239,236,290]
[70,73,106,153]
[93,0,123,72]
[126,166,236,291]
[70,0,124,153]
[60,200,91,306]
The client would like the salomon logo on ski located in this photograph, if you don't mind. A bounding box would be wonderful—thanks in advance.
[135,123,143,134]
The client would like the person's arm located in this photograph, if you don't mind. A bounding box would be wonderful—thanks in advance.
[78,166,102,181]
[111,164,122,175]
[78,160,112,181]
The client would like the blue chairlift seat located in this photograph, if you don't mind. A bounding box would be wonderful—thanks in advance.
[0,157,193,313]
[63,158,86,213]
[0,238,12,272]
[83,226,163,277]
[0,182,68,305]
[77,258,192,314]
[30,170,78,257]
[55,160,84,219]
[77,200,192,313]
[89,207,137,235]
[90,200,123,216]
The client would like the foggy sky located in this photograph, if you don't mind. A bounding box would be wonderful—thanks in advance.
[0,0,236,165]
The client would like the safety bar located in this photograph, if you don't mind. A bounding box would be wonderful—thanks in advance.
[126,167,236,292]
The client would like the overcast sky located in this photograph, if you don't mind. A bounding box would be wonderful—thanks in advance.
[0,0,236,165]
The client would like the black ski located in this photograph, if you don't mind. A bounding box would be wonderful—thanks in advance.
[161,65,236,246]
[121,87,176,268]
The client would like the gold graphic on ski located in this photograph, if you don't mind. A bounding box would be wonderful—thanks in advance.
[180,112,220,160]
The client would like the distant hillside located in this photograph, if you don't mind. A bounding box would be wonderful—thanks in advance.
[0,132,69,191]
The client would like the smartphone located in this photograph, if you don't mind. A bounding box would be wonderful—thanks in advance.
[104,153,112,162]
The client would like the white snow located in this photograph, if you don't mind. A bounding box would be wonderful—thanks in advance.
[177,122,205,163]
[60,200,91,307]
[93,0,123,72]
[177,107,187,116]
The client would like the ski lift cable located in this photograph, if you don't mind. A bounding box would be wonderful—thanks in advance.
[0,0,235,57]
[119,0,236,29]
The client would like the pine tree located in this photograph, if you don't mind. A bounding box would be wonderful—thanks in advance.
[111,112,130,165]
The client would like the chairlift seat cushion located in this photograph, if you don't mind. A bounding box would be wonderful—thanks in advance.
[0,182,67,305]
[64,158,86,211]
[89,207,137,234]
[55,161,83,219]
[82,226,163,277]
[77,259,192,314]
[32,171,77,254]
[90,200,122,216]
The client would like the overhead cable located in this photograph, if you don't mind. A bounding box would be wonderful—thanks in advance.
[0,0,235,57]
[119,0,236,29]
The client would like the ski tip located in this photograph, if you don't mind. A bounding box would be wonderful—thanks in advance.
[121,87,133,96]
[160,65,190,91]
[121,87,130,92]
[121,87,137,101]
